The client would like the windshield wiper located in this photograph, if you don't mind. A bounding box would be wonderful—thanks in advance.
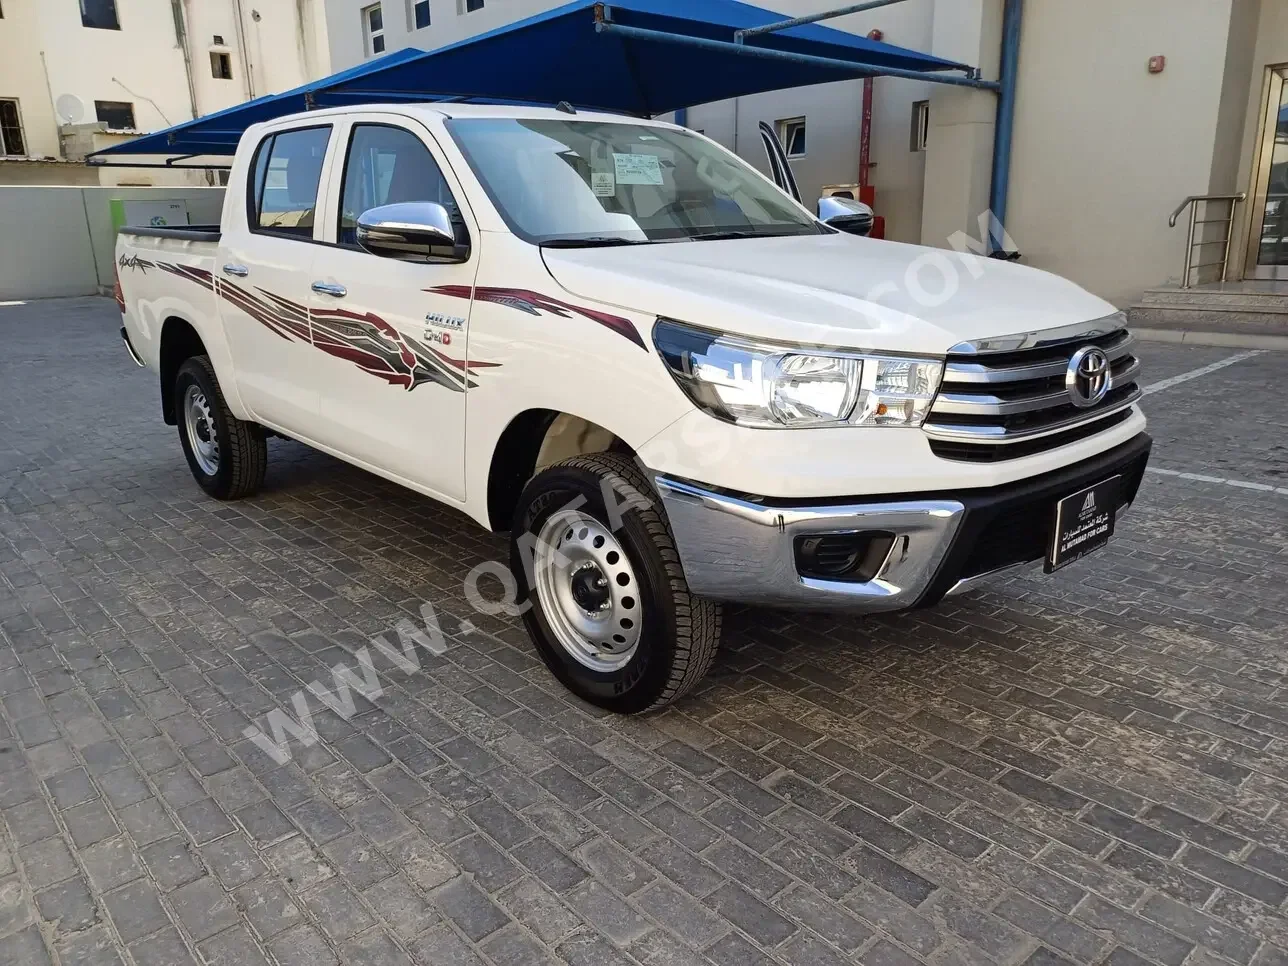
[688,229,808,242]
[539,236,652,248]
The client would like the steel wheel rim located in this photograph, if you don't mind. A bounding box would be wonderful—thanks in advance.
[183,384,220,476]
[533,510,642,672]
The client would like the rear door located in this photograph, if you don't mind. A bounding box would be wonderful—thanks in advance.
[305,113,480,502]
[218,123,335,431]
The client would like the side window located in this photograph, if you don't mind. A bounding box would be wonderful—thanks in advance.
[338,124,460,247]
[248,126,332,239]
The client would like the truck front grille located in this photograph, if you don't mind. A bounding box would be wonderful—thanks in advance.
[923,324,1141,463]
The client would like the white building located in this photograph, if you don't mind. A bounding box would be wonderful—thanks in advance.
[320,0,1288,309]
[0,0,331,186]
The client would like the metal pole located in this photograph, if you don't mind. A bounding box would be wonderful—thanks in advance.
[1220,198,1241,282]
[735,0,911,43]
[987,0,1022,253]
[1183,203,1198,289]
[594,22,998,91]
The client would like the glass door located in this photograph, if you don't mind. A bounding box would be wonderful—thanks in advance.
[1248,67,1288,279]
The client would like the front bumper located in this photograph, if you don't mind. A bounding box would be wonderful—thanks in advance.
[654,432,1152,612]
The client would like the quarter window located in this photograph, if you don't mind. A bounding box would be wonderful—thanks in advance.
[338,124,460,247]
[0,99,25,155]
[363,4,385,55]
[80,0,119,29]
[250,127,332,239]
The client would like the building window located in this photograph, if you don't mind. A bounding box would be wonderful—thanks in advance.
[363,4,385,55]
[412,0,430,29]
[210,52,233,80]
[777,117,806,158]
[80,0,120,30]
[464,0,484,11]
[95,100,136,131]
[910,99,929,152]
[0,99,26,156]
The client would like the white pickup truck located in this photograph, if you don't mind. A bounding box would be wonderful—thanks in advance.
[116,103,1150,714]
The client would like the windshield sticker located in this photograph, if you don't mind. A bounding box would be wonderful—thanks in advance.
[591,171,616,197]
[613,152,664,186]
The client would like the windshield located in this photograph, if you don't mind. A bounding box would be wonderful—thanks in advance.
[445,117,827,246]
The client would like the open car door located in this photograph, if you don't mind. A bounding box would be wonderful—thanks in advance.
[757,121,802,204]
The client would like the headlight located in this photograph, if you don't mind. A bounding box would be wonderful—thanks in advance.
[654,319,942,429]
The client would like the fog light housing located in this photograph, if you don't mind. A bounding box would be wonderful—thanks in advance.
[794,531,895,582]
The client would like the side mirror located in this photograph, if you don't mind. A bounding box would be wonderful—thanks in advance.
[818,196,874,237]
[356,202,468,262]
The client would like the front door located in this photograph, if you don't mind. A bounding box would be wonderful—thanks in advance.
[1248,66,1288,279]
[306,116,479,502]
[219,123,334,429]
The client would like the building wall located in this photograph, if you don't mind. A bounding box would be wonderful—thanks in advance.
[1002,0,1238,305]
[0,0,329,185]
[0,185,225,300]
[0,0,68,158]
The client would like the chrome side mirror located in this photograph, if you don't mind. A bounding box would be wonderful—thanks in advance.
[356,202,468,262]
[818,196,874,237]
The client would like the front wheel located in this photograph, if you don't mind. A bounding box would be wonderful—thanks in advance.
[511,453,721,714]
[174,355,267,500]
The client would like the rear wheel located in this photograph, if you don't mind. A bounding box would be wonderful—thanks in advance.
[511,452,721,714]
[175,355,267,500]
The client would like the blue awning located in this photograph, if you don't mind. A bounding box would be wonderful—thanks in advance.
[89,0,973,160]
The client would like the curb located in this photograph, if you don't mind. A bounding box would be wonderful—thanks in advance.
[1132,327,1288,350]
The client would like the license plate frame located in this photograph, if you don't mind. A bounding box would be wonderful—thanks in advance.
[1045,475,1122,573]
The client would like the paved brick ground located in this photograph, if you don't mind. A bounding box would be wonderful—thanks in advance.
[2,297,1288,966]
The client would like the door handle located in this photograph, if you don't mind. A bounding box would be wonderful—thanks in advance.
[222,263,249,277]
[311,281,347,298]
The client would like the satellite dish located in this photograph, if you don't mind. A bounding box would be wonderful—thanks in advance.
[55,94,86,125]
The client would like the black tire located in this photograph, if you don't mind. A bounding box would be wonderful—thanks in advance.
[174,355,267,500]
[510,452,721,714]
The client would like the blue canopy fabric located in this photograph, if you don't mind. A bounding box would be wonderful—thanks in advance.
[89,0,970,160]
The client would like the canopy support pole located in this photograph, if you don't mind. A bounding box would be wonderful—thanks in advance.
[733,0,911,44]
[592,20,998,92]
[987,0,1022,254]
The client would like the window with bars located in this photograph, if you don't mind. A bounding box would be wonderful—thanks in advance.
[95,100,136,131]
[0,100,26,156]
[363,3,385,55]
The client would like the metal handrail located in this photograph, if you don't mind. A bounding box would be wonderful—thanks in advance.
[1168,193,1246,288]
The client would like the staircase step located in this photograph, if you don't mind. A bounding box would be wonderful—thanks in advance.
[1137,288,1288,310]
[1128,303,1288,335]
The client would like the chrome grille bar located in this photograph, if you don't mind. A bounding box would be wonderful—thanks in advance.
[925,319,1141,461]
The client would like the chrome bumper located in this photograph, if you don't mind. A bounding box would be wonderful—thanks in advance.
[653,475,964,611]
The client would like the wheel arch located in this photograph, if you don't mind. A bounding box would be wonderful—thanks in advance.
[485,408,636,532]
[158,316,208,425]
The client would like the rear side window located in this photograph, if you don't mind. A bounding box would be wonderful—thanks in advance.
[248,126,332,239]
[337,124,460,247]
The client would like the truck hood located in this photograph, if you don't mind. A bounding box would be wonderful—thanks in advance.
[542,232,1118,355]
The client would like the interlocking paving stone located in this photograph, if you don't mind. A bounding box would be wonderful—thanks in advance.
[3,301,1288,965]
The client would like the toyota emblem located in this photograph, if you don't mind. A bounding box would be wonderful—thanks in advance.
[1066,346,1111,409]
